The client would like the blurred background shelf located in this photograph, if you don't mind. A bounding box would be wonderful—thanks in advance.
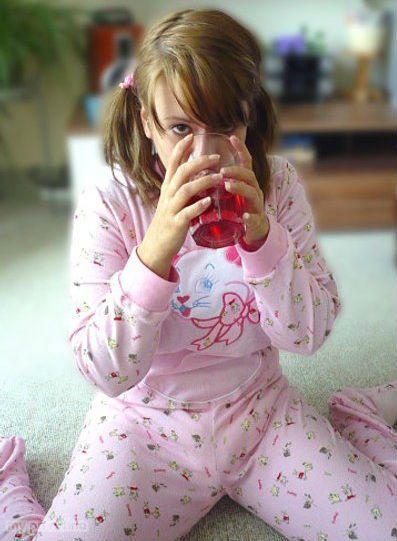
[276,99,397,230]
[277,99,397,132]
[303,165,396,230]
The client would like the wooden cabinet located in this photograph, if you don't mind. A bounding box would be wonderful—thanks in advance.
[276,100,397,231]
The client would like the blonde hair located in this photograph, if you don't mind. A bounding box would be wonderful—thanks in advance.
[104,9,278,207]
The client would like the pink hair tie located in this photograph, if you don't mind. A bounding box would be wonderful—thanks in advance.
[119,73,135,90]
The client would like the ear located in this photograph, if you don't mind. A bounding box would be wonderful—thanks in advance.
[140,106,152,139]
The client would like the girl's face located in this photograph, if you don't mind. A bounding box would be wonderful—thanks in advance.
[140,78,248,171]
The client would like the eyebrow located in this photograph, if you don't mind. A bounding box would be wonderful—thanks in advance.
[164,116,194,123]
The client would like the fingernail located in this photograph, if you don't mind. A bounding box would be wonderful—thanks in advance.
[209,154,220,160]
[211,173,222,181]
[225,181,231,190]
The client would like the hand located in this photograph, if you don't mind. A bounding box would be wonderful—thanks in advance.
[141,133,222,263]
[222,135,269,247]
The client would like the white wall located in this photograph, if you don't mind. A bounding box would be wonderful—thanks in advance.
[2,0,391,171]
[139,0,366,52]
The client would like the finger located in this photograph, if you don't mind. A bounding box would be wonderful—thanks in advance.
[225,180,263,213]
[176,195,212,226]
[164,133,193,186]
[229,135,252,168]
[174,172,222,211]
[220,165,257,188]
[242,211,265,234]
[171,154,220,195]
[242,211,264,226]
[242,212,270,244]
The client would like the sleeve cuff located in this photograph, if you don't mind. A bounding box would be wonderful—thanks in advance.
[112,246,179,312]
[236,214,289,277]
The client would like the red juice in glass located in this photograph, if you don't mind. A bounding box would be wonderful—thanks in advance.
[189,178,245,248]
[187,133,246,249]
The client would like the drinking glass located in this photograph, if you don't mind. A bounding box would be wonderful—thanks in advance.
[188,133,246,249]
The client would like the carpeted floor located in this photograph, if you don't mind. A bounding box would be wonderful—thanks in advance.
[1,199,396,540]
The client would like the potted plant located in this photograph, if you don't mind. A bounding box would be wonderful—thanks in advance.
[0,0,86,93]
[0,0,87,199]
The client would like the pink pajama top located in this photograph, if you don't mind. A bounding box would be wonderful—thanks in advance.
[68,156,341,403]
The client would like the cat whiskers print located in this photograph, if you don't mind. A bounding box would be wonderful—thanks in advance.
[171,295,211,318]
[171,262,217,318]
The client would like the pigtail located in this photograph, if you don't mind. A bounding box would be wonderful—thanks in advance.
[103,86,161,208]
[247,86,278,201]
[256,86,278,153]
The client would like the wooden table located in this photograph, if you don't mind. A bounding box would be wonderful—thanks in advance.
[276,100,397,133]
[275,99,397,231]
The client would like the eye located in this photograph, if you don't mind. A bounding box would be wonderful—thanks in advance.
[195,276,214,294]
[220,126,235,134]
[171,124,191,136]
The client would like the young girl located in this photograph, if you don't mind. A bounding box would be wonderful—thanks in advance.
[1,8,397,541]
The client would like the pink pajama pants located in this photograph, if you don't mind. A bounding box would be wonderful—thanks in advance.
[1,369,397,541]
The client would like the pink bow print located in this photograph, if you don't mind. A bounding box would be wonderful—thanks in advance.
[191,291,260,350]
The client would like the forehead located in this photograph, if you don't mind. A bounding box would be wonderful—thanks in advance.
[153,77,196,121]
[149,75,250,129]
